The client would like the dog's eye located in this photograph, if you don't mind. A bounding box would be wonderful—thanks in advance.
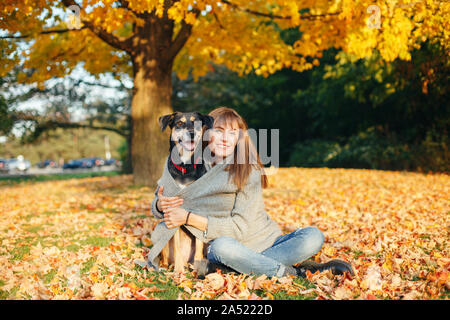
[175,121,183,127]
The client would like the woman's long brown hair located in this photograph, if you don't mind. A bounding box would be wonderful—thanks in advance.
[208,107,268,190]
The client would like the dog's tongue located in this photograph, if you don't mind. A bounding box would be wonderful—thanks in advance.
[182,141,195,151]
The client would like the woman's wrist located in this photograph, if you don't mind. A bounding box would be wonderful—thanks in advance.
[156,199,163,213]
[184,212,208,232]
[185,210,191,225]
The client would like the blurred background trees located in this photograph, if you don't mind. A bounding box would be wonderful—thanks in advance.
[0,1,448,176]
[2,35,447,173]
[171,37,449,172]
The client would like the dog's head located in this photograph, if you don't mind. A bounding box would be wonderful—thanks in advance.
[159,112,214,162]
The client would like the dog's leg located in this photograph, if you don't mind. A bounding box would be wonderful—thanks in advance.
[173,228,183,273]
[194,239,204,261]
[160,237,171,269]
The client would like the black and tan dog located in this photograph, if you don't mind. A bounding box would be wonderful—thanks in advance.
[159,111,214,188]
[157,111,214,272]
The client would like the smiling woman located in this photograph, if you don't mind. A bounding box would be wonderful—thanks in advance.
[209,124,239,160]
[148,106,354,278]
[205,107,267,190]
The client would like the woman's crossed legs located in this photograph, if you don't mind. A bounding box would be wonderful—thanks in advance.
[206,226,325,277]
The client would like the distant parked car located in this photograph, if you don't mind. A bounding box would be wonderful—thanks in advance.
[37,159,57,168]
[63,159,84,169]
[63,157,103,169]
[5,157,31,173]
[104,158,119,166]
[87,157,105,167]
[0,159,8,173]
[79,158,94,168]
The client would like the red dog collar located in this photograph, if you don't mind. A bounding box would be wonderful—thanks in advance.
[171,156,200,175]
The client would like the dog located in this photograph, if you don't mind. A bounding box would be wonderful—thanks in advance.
[157,111,214,273]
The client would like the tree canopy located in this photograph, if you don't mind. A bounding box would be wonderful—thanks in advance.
[2,0,448,82]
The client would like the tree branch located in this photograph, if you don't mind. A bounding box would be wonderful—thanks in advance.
[12,112,129,141]
[71,78,131,90]
[82,19,133,52]
[213,11,225,29]
[220,0,341,20]
[39,120,130,138]
[167,8,201,61]
[0,26,87,40]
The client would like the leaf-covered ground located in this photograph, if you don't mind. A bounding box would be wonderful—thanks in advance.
[0,168,448,300]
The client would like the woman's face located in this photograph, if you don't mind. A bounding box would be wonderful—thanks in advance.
[209,121,240,159]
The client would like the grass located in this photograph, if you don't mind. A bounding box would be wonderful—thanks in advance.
[0,286,18,300]
[0,170,121,185]
[10,245,31,261]
[64,244,82,252]
[81,257,97,274]
[131,270,181,300]
[43,270,58,284]
[80,236,114,247]
[253,278,317,300]
[24,225,44,233]
[88,221,106,230]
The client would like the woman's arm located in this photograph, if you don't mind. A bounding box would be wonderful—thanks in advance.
[163,206,208,231]
[186,212,208,231]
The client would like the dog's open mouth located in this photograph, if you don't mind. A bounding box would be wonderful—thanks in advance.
[180,140,196,151]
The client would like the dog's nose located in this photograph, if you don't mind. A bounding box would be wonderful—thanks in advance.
[189,131,195,139]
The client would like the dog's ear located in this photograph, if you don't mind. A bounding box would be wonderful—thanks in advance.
[158,113,177,132]
[199,114,215,129]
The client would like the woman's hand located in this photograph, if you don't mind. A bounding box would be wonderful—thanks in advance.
[163,206,189,229]
[157,186,183,212]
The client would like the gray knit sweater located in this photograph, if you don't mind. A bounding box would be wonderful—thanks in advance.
[147,154,282,270]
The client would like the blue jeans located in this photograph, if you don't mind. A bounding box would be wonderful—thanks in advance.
[206,226,325,277]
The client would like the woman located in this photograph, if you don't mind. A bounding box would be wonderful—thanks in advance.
[151,107,353,278]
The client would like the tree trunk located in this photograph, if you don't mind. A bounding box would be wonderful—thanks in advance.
[128,8,193,186]
[123,116,133,174]
[130,52,173,187]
